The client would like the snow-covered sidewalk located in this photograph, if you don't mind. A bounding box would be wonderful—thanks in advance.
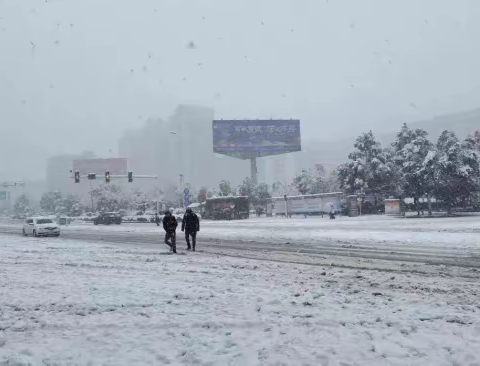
[1,235,480,365]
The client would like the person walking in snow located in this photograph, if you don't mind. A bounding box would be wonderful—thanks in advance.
[329,204,336,220]
[182,208,200,251]
[162,210,178,253]
[155,213,160,226]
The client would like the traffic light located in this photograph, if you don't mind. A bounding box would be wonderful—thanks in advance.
[128,171,133,183]
[105,170,110,183]
[74,171,80,183]
[88,173,96,180]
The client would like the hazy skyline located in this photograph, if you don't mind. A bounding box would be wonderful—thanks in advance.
[1,0,480,181]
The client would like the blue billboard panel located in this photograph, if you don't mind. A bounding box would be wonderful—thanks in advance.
[212,120,301,159]
[0,191,6,201]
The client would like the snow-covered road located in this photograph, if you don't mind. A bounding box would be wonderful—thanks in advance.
[1,234,480,365]
[2,215,480,268]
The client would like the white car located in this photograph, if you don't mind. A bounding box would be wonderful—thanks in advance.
[23,217,60,237]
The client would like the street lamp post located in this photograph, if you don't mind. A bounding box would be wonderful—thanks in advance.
[170,131,185,186]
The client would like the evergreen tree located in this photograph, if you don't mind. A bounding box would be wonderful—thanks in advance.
[337,131,394,194]
[238,177,255,198]
[392,123,435,213]
[197,186,208,203]
[13,194,31,215]
[472,130,480,152]
[237,177,271,206]
[292,166,327,195]
[292,170,315,195]
[431,131,480,214]
[254,183,271,206]
[271,181,295,197]
[460,134,480,192]
[40,191,63,214]
[219,180,232,196]
[60,194,84,216]
[91,184,130,212]
[324,170,341,193]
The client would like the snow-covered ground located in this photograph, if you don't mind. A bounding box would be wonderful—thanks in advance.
[1,234,480,365]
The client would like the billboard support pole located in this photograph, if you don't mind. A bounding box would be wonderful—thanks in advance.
[89,180,95,212]
[250,157,258,185]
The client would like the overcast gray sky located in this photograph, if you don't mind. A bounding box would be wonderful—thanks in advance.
[1,0,480,181]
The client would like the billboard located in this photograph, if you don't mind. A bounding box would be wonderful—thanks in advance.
[270,193,342,215]
[212,119,301,159]
[0,191,7,201]
[284,197,341,214]
[72,158,127,175]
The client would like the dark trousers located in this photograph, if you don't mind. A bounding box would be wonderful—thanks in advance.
[165,232,176,253]
[185,231,197,250]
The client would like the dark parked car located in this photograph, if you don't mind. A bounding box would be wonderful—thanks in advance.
[93,212,122,225]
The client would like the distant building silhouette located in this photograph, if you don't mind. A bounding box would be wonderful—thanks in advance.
[119,105,249,194]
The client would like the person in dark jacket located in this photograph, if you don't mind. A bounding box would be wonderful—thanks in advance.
[181,208,200,251]
[162,210,178,253]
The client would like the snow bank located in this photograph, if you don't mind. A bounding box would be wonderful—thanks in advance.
[1,235,480,365]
